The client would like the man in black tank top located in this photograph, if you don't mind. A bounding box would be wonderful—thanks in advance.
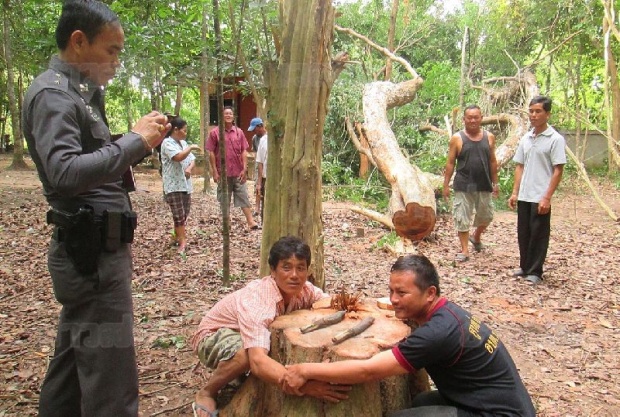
[443,105,499,262]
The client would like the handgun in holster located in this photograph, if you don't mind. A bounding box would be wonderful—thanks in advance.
[47,205,102,275]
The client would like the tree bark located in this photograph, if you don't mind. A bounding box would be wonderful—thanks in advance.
[201,4,212,193]
[221,299,429,417]
[213,0,231,285]
[385,0,399,80]
[2,0,27,170]
[481,114,528,167]
[261,0,336,288]
[350,206,393,230]
[124,77,134,133]
[602,7,620,173]
[174,83,183,116]
[459,27,469,111]
[362,80,435,241]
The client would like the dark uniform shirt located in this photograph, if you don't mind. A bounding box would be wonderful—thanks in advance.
[23,55,143,416]
[392,299,536,417]
[22,55,147,215]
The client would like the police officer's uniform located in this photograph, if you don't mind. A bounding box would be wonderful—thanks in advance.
[22,55,148,417]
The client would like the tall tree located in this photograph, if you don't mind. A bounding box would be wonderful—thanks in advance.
[2,0,27,169]
[602,0,620,173]
[260,0,337,288]
[201,2,212,192]
[213,0,231,285]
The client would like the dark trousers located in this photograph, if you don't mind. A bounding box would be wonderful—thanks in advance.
[517,201,551,278]
[387,391,459,417]
[39,240,138,417]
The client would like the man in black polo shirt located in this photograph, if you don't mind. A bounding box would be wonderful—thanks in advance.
[281,255,535,417]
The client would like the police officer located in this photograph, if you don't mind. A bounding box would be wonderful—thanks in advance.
[21,1,169,416]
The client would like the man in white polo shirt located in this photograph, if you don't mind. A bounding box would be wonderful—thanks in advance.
[508,96,566,285]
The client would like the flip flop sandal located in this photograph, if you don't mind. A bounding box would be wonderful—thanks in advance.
[192,402,219,417]
[524,275,542,285]
[468,236,483,252]
[455,253,469,262]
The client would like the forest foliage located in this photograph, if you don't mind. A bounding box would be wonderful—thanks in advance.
[2,0,619,205]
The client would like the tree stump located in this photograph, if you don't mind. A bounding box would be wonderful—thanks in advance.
[220,299,429,417]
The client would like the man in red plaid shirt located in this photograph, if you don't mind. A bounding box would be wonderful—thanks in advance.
[190,236,350,417]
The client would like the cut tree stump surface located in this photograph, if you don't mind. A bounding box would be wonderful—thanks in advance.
[220,298,429,417]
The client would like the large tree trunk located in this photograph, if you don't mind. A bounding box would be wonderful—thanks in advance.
[2,0,27,170]
[350,67,538,238]
[329,26,429,241]
[362,80,435,241]
[221,299,429,417]
[261,0,336,288]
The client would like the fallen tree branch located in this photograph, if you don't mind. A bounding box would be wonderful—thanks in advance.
[345,117,376,167]
[525,30,583,68]
[0,288,37,304]
[384,237,417,256]
[350,206,394,229]
[139,364,194,381]
[444,115,453,137]
[418,124,448,136]
[335,25,419,79]
[140,382,182,398]
[332,51,350,82]
[564,146,619,222]
[150,400,193,416]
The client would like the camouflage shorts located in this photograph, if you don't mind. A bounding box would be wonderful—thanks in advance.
[453,191,494,232]
[196,328,243,370]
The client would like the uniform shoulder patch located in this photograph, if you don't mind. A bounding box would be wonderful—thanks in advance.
[40,69,69,91]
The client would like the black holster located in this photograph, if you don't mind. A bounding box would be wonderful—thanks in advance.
[102,210,137,252]
[47,206,137,275]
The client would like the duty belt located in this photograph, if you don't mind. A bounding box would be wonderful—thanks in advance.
[47,206,137,274]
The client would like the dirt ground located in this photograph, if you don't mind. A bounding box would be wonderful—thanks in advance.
[0,154,619,417]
